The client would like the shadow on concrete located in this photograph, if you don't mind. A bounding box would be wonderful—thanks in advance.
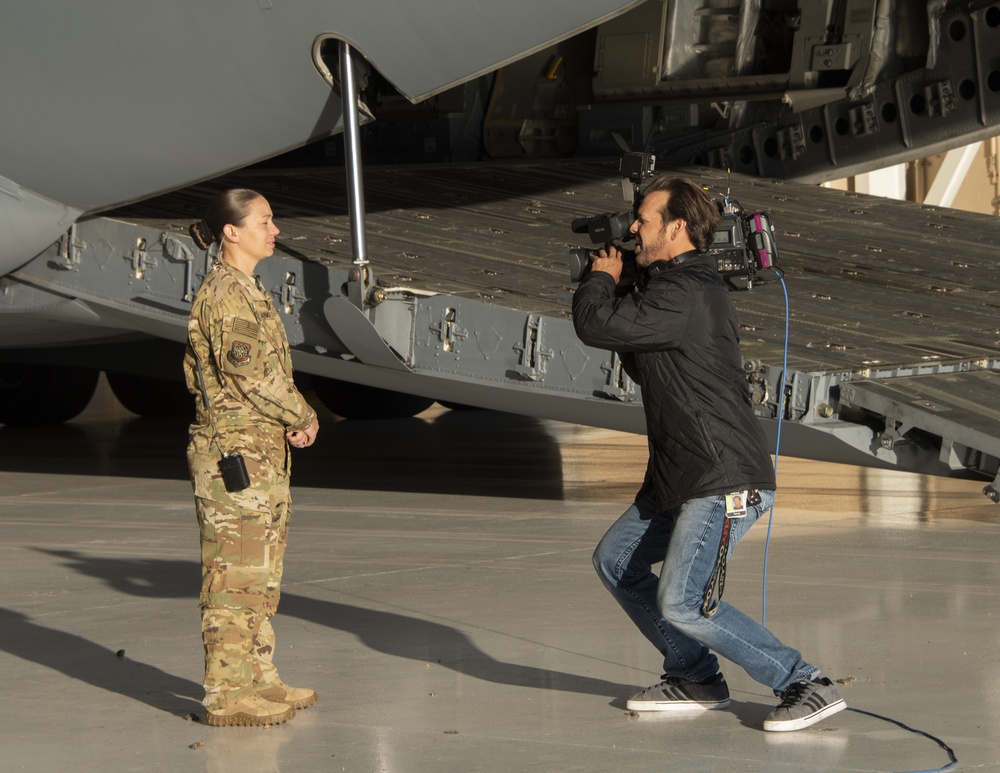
[32,549,632,703]
[0,606,203,718]
[0,407,565,499]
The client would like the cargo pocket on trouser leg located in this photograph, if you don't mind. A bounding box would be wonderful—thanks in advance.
[196,496,273,610]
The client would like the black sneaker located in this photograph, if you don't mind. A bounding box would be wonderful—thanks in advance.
[763,677,846,732]
[626,674,730,712]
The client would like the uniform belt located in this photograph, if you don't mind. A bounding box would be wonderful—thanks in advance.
[196,411,281,430]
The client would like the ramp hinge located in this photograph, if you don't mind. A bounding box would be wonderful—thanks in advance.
[430,307,468,352]
[125,238,157,280]
[162,235,196,301]
[512,314,553,380]
[597,352,636,401]
[281,271,307,315]
[54,224,84,271]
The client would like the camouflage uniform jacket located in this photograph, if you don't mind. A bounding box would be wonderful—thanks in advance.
[184,262,316,511]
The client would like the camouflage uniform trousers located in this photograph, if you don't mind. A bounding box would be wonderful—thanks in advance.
[196,492,292,711]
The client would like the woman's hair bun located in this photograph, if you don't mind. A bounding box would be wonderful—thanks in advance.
[189,219,214,250]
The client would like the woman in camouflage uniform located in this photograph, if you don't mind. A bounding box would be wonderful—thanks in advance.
[185,189,320,727]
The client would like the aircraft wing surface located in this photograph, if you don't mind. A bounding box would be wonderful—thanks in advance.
[0,1,641,273]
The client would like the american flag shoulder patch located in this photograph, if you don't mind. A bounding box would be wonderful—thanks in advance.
[232,317,260,338]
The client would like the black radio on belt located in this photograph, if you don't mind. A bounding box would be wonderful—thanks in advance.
[218,452,251,493]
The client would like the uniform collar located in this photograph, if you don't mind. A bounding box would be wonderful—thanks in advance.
[220,262,266,296]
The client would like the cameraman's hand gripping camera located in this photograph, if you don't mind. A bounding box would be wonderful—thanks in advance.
[568,151,780,292]
[567,151,651,288]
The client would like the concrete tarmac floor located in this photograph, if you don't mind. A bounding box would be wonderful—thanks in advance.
[2,380,999,772]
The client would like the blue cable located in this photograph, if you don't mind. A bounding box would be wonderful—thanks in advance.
[759,272,958,773]
[760,271,789,630]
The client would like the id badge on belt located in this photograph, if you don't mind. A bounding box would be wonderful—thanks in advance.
[725,489,760,518]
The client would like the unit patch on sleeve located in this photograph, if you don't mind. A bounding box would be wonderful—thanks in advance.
[226,340,253,368]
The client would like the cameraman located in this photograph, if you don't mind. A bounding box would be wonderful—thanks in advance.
[572,175,844,732]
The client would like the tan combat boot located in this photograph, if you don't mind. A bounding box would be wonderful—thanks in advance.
[256,683,318,710]
[205,694,296,727]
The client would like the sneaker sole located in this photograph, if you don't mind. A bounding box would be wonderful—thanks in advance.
[763,698,846,732]
[206,706,295,727]
[626,698,730,712]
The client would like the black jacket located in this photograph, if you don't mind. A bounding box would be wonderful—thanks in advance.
[573,251,776,513]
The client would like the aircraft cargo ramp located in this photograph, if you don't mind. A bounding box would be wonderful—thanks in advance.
[9,159,1000,497]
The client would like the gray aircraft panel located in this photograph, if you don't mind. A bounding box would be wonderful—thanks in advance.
[841,372,1000,464]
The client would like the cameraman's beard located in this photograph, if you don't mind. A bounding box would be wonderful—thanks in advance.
[635,229,667,267]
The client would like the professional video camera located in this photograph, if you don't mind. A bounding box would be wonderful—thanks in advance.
[568,150,651,283]
[708,200,779,291]
[568,147,779,291]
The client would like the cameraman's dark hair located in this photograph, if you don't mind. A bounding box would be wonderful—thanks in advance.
[189,188,263,250]
[642,176,721,253]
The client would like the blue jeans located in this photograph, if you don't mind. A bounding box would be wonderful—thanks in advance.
[593,489,817,693]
